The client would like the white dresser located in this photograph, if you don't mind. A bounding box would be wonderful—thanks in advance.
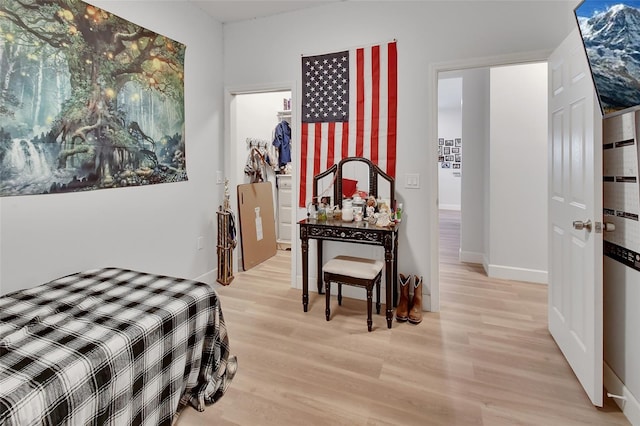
[276,174,292,246]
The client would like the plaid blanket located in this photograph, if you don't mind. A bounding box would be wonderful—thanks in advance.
[0,268,237,426]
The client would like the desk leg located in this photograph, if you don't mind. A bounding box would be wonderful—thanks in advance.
[316,240,324,294]
[301,231,309,312]
[384,243,393,329]
[393,229,399,307]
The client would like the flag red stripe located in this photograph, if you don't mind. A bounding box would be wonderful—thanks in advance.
[299,123,309,206]
[327,122,335,169]
[370,44,380,164]
[313,122,322,199]
[387,41,398,177]
[341,121,349,161]
[355,48,365,157]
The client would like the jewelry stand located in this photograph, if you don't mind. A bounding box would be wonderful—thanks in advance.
[217,178,235,285]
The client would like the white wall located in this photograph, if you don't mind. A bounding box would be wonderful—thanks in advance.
[222,1,577,309]
[488,63,548,283]
[460,68,490,265]
[0,1,225,294]
[438,77,462,211]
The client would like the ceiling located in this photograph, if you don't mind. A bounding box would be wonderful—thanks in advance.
[187,1,342,23]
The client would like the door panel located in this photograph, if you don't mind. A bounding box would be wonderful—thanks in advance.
[548,28,603,407]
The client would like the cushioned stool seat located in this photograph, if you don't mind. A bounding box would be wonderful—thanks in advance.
[323,255,384,332]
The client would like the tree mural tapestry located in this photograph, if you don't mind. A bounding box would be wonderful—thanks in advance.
[0,0,187,196]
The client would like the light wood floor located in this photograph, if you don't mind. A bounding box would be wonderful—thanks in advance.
[176,210,628,425]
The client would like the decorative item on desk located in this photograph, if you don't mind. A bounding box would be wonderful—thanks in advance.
[352,194,365,218]
[375,212,391,227]
[326,205,335,220]
[396,203,403,222]
[307,202,317,219]
[342,199,354,222]
[342,178,358,198]
[317,206,327,221]
[365,196,377,219]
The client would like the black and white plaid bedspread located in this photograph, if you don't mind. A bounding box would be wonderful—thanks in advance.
[0,267,237,425]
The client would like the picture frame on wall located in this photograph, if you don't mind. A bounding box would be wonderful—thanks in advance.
[445,155,454,162]
[455,138,461,146]
[451,147,460,154]
[438,138,445,145]
[455,154,461,162]
[445,139,454,146]
[444,147,451,155]
[453,163,461,169]
[442,162,451,169]
[438,156,444,162]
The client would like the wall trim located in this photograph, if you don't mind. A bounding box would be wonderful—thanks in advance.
[604,362,640,426]
[459,250,484,264]
[439,204,461,211]
[195,269,217,286]
[486,263,548,284]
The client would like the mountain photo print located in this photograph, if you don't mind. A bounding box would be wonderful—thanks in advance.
[0,0,187,197]
[575,0,640,115]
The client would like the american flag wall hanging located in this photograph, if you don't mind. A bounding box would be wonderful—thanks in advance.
[299,41,397,207]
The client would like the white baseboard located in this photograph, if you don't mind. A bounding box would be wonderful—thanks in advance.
[604,362,640,426]
[194,269,217,287]
[459,250,484,264]
[486,263,548,284]
[439,204,461,211]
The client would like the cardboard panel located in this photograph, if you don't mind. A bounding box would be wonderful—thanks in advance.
[237,182,277,270]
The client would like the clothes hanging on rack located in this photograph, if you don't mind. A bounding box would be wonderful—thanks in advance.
[272,120,291,168]
[244,146,273,183]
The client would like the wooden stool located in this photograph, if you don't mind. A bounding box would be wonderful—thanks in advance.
[323,255,384,332]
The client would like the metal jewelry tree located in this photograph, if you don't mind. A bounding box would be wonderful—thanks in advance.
[217,178,236,285]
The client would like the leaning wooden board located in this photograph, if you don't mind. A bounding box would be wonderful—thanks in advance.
[237,182,277,270]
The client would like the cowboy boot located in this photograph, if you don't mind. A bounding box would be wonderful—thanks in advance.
[395,273,411,322]
[408,275,423,324]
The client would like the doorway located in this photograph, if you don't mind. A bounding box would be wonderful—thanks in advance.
[228,89,293,280]
[436,62,549,305]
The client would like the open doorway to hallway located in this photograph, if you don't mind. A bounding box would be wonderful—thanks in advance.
[436,63,548,292]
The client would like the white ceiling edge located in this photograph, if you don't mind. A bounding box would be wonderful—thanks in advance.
[187,0,342,23]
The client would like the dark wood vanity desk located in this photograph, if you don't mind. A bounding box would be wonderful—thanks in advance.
[299,217,400,328]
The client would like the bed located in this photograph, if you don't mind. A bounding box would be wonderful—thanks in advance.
[0,267,237,425]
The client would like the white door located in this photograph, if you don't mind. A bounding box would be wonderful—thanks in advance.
[548,28,603,406]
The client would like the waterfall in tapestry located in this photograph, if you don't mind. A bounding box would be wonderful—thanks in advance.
[0,0,186,196]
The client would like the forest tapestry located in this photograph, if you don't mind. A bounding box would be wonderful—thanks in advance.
[0,0,187,197]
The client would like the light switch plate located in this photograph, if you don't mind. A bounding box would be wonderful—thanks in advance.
[405,173,420,189]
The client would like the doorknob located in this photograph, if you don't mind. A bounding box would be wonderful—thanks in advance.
[573,220,592,232]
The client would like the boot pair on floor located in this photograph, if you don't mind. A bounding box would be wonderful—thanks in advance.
[395,274,423,324]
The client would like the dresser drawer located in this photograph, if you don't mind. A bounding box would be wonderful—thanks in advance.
[279,188,292,207]
[277,175,292,189]
[278,222,292,241]
[279,205,292,224]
